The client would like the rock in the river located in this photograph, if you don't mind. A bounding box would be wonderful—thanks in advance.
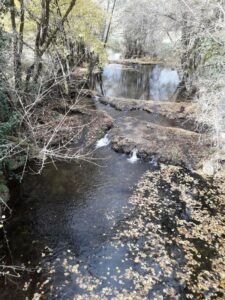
[110,116,211,169]
[99,96,197,121]
[100,96,208,133]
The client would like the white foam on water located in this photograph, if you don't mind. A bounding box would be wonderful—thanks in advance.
[95,134,110,149]
[127,149,139,164]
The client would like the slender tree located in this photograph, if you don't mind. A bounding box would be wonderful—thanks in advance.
[103,0,117,47]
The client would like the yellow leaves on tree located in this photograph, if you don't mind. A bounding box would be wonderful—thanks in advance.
[3,0,107,64]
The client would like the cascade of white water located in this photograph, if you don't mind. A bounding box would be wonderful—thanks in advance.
[127,149,139,164]
[95,134,110,149]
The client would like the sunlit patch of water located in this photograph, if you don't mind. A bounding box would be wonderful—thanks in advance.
[150,65,180,100]
[107,49,122,61]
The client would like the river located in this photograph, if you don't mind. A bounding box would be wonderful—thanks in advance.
[0,63,224,299]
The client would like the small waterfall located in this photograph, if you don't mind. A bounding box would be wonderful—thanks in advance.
[127,149,139,164]
[95,134,110,149]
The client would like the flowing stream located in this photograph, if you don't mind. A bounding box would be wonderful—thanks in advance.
[0,64,223,299]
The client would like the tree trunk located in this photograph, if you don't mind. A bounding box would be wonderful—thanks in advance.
[175,13,198,100]
[104,0,117,48]
[27,0,77,88]
[10,0,24,90]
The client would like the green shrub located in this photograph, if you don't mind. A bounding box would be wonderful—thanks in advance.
[0,113,21,137]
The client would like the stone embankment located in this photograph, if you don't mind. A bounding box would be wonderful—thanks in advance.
[99,96,211,171]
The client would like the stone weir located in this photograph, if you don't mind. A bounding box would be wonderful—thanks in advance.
[98,96,212,171]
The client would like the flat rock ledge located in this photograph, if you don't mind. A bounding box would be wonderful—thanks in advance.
[99,96,198,123]
[110,117,211,169]
[109,58,163,65]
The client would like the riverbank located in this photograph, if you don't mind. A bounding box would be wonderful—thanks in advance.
[0,96,113,222]
[109,58,164,65]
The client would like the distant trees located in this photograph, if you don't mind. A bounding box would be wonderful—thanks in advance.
[120,0,225,98]
[119,1,178,58]
[121,1,158,58]
[119,0,225,153]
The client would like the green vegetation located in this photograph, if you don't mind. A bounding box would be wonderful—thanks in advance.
[0,0,108,172]
[0,0,110,212]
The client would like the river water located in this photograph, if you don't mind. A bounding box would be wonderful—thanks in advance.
[2,148,151,299]
[97,63,179,100]
[0,64,223,299]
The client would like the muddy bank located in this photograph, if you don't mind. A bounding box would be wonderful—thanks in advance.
[32,98,114,151]
[99,96,194,117]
